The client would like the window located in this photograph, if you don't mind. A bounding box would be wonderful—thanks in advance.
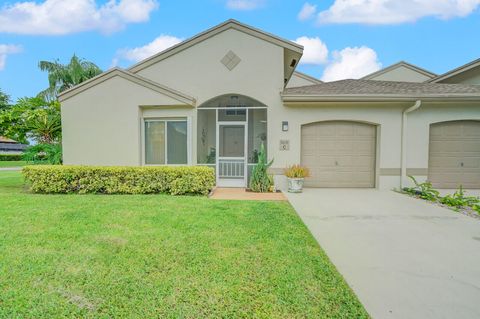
[145,119,188,165]
[197,110,216,164]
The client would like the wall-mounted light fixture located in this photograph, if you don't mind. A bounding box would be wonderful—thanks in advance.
[282,121,289,132]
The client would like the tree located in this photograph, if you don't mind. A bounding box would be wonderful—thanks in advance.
[0,97,61,144]
[38,54,102,101]
[0,88,10,111]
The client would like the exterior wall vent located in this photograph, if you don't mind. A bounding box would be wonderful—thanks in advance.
[221,50,241,71]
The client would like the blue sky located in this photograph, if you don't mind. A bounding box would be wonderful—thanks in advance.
[0,0,479,101]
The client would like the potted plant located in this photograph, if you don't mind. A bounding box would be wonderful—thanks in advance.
[284,165,310,193]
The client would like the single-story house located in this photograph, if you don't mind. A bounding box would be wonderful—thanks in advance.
[59,19,480,190]
[0,136,27,155]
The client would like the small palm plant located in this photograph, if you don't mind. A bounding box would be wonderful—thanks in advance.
[249,143,273,192]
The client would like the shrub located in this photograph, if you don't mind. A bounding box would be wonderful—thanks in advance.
[473,205,480,215]
[440,186,479,209]
[22,165,215,195]
[284,164,310,178]
[402,175,439,201]
[23,143,62,165]
[0,154,23,161]
[249,143,273,193]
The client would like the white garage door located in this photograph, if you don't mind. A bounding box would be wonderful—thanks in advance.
[301,121,376,188]
[428,120,480,189]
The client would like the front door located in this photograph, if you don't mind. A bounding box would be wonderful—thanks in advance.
[217,124,247,187]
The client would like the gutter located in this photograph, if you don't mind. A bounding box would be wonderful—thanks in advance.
[400,100,422,189]
[281,94,480,103]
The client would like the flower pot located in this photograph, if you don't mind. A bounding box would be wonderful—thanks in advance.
[287,177,304,193]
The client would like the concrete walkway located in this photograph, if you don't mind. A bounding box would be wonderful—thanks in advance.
[286,189,480,319]
[210,188,287,201]
[0,167,22,171]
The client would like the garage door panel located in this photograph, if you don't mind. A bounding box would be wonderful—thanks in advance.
[355,156,376,167]
[463,157,480,168]
[316,140,338,152]
[429,156,461,168]
[464,124,480,136]
[304,156,336,167]
[336,124,354,136]
[302,121,376,188]
[355,125,376,137]
[463,141,480,152]
[355,141,376,153]
[430,140,463,152]
[428,121,480,189]
[316,124,336,136]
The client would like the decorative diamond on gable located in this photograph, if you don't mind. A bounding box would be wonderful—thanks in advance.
[221,50,241,71]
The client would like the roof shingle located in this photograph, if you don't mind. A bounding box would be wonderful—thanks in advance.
[283,79,480,96]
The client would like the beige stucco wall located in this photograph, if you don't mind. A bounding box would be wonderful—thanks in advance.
[135,28,285,107]
[368,65,433,82]
[61,75,189,166]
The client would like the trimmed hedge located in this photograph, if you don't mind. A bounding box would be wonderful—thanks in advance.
[22,165,215,195]
[0,154,23,161]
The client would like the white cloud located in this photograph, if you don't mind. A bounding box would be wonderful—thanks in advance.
[321,46,382,81]
[114,35,183,64]
[294,36,328,65]
[226,0,264,10]
[298,2,317,21]
[317,0,480,25]
[0,44,22,71]
[0,0,159,35]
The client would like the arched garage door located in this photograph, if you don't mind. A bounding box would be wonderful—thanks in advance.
[428,120,480,189]
[301,121,376,188]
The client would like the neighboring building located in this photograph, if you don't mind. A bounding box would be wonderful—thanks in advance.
[59,19,480,190]
[362,61,437,83]
[286,71,322,88]
[429,58,480,85]
[0,136,28,155]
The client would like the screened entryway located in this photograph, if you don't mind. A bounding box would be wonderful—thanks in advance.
[197,94,267,187]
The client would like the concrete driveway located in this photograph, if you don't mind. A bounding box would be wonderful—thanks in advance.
[286,189,480,319]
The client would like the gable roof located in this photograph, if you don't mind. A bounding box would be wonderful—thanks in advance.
[361,61,437,81]
[128,19,304,74]
[58,68,196,105]
[429,58,480,83]
[282,79,480,102]
[0,136,19,143]
[292,71,323,84]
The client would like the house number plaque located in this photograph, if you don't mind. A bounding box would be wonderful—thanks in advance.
[280,140,290,151]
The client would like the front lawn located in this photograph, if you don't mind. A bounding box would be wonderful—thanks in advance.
[0,160,27,168]
[0,171,367,318]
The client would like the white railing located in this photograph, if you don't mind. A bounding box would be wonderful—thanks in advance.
[218,158,244,178]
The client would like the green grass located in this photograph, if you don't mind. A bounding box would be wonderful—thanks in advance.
[0,160,27,167]
[0,171,368,318]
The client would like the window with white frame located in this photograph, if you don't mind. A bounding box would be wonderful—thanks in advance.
[145,119,188,165]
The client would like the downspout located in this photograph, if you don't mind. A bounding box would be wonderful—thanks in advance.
[400,100,422,189]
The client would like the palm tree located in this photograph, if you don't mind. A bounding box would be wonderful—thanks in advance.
[28,108,62,144]
[38,55,102,101]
